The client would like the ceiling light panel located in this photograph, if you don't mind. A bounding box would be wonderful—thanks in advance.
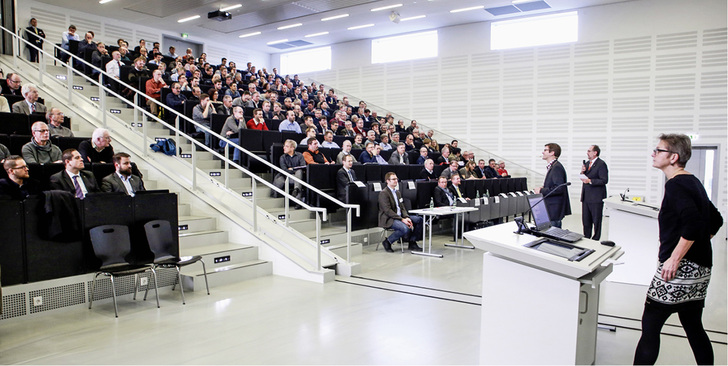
[305,31,329,37]
[321,13,349,21]
[348,23,374,30]
[278,23,303,30]
[220,4,243,12]
[450,5,484,13]
[400,15,426,21]
[178,15,200,23]
[371,4,402,12]
[239,31,261,38]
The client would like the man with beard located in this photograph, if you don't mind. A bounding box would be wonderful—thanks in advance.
[101,153,145,196]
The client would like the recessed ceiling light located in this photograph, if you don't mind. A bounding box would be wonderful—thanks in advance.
[371,4,403,12]
[400,15,426,21]
[267,39,289,45]
[99,0,112,3]
[321,14,349,21]
[220,4,242,11]
[277,23,303,30]
[305,32,329,38]
[348,24,375,30]
[178,15,200,23]
[239,31,261,38]
[450,5,484,13]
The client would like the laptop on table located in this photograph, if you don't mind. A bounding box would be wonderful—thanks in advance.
[527,195,584,243]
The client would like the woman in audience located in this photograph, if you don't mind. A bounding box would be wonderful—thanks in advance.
[460,160,478,180]
[208,89,220,103]
[430,138,440,152]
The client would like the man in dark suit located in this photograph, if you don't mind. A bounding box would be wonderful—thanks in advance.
[49,149,100,199]
[101,152,145,196]
[433,176,455,207]
[580,145,609,240]
[535,143,571,228]
[1,73,22,96]
[25,18,45,63]
[388,143,409,165]
[474,159,487,179]
[419,159,438,181]
[336,154,357,202]
[378,172,422,252]
[484,159,499,178]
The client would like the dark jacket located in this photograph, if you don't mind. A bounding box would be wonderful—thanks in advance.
[378,187,409,228]
[580,158,609,203]
[541,160,571,221]
[433,186,454,207]
[336,168,357,202]
[101,173,145,195]
[0,178,41,200]
[49,170,100,196]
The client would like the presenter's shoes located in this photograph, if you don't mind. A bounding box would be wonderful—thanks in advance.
[382,239,394,253]
[408,241,422,251]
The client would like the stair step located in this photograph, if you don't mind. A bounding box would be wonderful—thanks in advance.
[182,242,258,263]
[179,230,228,249]
[268,208,313,221]
[178,203,191,216]
[326,242,364,258]
[288,218,317,232]
[178,215,217,232]
[179,260,272,291]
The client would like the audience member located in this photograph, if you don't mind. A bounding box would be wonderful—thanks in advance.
[420,159,438,181]
[0,142,9,160]
[101,152,145,196]
[336,140,358,165]
[388,143,408,165]
[417,146,429,164]
[246,108,268,130]
[91,42,109,72]
[378,172,422,252]
[497,160,511,178]
[193,93,216,147]
[278,110,302,133]
[433,176,455,207]
[321,130,340,148]
[22,122,62,164]
[60,25,80,62]
[0,156,40,199]
[145,69,167,116]
[474,159,487,178]
[379,134,392,151]
[352,134,365,150]
[460,160,478,179]
[373,145,388,165]
[46,108,73,137]
[78,128,114,163]
[440,160,463,180]
[49,149,100,199]
[336,154,357,202]
[12,84,46,115]
[484,158,499,178]
[302,137,332,165]
[0,95,9,112]
[216,95,233,115]
[273,139,305,200]
[359,141,376,164]
[165,82,187,109]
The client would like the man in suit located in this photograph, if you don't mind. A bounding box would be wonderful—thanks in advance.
[474,159,487,179]
[216,95,234,115]
[388,143,409,165]
[11,84,47,115]
[101,152,145,196]
[419,159,438,181]
[378,172,422,252]
[535,143,571,228]
[25,18,45,63]
[580,145,609,240]
[484,159,499,178]
[433,176,455,207]
[49,149,100,199]
[336,154,357,202]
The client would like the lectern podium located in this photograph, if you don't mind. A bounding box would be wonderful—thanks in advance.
[464,222,623,365]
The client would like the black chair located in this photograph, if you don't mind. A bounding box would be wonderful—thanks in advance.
[88,224,160,318]
[144,220,210,305]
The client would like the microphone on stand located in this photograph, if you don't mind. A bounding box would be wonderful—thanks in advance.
[620,187,630,201]
[514,182,571,235]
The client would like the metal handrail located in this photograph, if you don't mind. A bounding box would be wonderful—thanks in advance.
[7,26,358,269]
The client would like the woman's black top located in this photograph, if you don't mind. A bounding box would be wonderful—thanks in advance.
[658,174,722,267]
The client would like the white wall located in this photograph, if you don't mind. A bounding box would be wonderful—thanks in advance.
[295,0,727,215]
[17,0,270,69]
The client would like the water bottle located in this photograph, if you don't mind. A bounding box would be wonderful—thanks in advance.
[476,190,481,199]
[485,189,490,198]
[429,197,434,209]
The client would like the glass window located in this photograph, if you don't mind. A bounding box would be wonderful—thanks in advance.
[491,11,578,50]
[372,30,438,64]
[280,46,331,74]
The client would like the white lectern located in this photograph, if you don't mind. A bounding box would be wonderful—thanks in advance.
[603,196,660,285]
[465,222,623,365]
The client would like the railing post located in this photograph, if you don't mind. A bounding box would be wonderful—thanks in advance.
[224,146,229,189]
[174,115,180,154]
[12,31,18,68]
[38,49,44,86]
[284,176,290,226]
[316,211,321,270]
[141,113,148,157]
[191,146,197,190]
[346,207,352,262]
[133,94,139,127]
[252,178,258,232]
[67,62,73,103]
[100,81,107,128]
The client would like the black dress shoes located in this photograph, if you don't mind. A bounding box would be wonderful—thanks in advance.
[408,241,422,251]
[382,239,394,252]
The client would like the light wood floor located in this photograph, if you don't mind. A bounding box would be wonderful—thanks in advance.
[0,216,725,365]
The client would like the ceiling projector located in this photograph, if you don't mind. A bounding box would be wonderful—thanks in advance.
[208,10,232,21]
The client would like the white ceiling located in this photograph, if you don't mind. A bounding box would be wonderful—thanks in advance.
[32,0,629,53]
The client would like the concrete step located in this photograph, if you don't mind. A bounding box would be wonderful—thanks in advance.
[253,197,285,210]
[179,230,228,250]
[179,259,272,292]
[327,242,364,258]
[182,242,260,266]
[288,218,317,232]
[178,215,217,232]
[268,208,313,221]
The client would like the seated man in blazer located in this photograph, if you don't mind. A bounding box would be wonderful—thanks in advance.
[336,154,357,202]
[378,172,423,252]
[49,149,100,199]
[101,152,145,196]
[387,143,409,165]
[11,83,47,115]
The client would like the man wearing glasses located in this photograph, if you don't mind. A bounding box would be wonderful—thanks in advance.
[21,122,62,164]
[1,73,21,96]
[0,156,40,199]
[580,145,609,240]
[378,172,423,252]
[78,128,114,163]
[47,108,74,137]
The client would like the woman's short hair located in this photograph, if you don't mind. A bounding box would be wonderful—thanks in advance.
[658,133,691,167]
